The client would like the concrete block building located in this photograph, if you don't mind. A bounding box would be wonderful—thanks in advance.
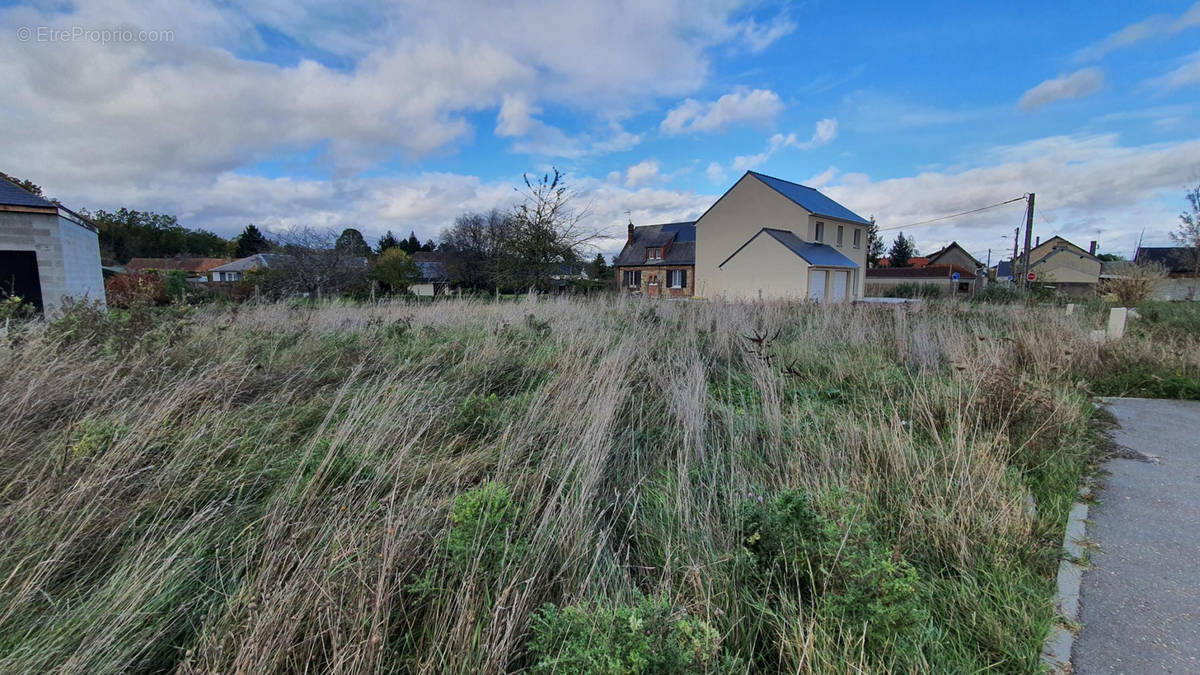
[614,171,870,301]
[0,179,105,314]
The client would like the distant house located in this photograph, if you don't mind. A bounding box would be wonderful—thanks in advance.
[0,178,105,314]
[208,253,283,282]
[613,221,696,298]
[1134,246,1200,301]
[125,257,229,282]
[874,257,931,268]
[410,251,451,296]
[866,264,977,296]
[1017,236,1101,298]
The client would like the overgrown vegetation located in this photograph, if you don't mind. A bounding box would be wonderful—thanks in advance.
[0,297,1196,671]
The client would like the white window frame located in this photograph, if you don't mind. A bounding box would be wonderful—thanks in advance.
[815,221,824,242]
[647,247,663,260]
[853,228,862,249]
[667,269,686,289]
[836,225,844,247]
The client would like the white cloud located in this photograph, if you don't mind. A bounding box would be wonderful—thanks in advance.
[821,133,1200,259]
[736,14,796,53]
[706,161,727,184]
[731,118,839,171]
[0,0,771,189]
[660,88,784,134]
[1148,51,1200,91]
[1018,68,1105,110]
[624,159,661,188]
[1075,3,1200,62]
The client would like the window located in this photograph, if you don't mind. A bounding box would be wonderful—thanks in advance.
[667,269,688,289]
[622,270,642,287]
[814,221,824,242]
[836,225,844,246]
[853,228,862,249]
[647,247,663,260]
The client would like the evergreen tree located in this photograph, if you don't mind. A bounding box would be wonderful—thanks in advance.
[421,239,436,252]
[866,216,886,267]
[404,231,421,254]
[234,224,272,258]
[377,230,400,253]
[588,252,610,280]
[335,228,372,257]
[889,231,915,268]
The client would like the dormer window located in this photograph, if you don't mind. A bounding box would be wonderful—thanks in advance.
[647,247,663,260]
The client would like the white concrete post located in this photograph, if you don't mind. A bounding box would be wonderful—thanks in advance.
[1107,307,1128,340]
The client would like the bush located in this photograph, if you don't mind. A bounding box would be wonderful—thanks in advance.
[973,283,1024,304]
[527,595,736,674]
[1099,263,1166,306]
[104,273,167,308]
[884,282,942,299]
[445,482,527,578]
[740,488,927,656]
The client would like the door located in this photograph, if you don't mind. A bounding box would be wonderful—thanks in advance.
[0,250,43,313]
[808,269,826,301]
[831,270,849,302]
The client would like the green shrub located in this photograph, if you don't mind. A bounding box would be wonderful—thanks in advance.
[527,594,736,674]
[973,283,1024,304]
[446,482,527,578]
[740,488,928,656]
[884,282,942,299]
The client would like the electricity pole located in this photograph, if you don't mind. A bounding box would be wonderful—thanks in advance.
[1021,193,1035,287]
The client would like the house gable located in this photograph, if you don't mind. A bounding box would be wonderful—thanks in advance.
[927,242,982,270]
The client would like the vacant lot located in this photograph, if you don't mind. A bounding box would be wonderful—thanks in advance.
[0,297,1196,672]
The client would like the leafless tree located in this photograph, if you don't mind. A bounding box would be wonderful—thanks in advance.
[259,226,369,298]
[1173,184,1200,296]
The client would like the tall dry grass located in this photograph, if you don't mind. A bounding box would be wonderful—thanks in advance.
[0,296,1127,672]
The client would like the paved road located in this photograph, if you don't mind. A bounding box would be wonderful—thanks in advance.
[1074,398,1200,674]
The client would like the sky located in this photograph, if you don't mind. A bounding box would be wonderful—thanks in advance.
[2,1,1200,262]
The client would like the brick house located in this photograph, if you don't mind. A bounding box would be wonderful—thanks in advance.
[613,221,695,297]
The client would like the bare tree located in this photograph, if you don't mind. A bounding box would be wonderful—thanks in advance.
[440,210,511,291]
[259,227,369,298]
[1173,184,1200,297]
[502,168,598,291]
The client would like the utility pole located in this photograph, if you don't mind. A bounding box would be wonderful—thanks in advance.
[1011,228,1019,273]
[1021,193,1035,287]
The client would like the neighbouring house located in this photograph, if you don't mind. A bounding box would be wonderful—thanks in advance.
[993,259,1015,283]
[1134,246,1200,301]
[613,172,870,301]
[0,178,105,314]
[125,257,229,282]
[866,264,978,296]
[1014,236,1102,298]
[208,253,282,282]
[613,221,696,298]
[410,251,451,296]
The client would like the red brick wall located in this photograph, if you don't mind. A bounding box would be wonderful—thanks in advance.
[615,266,694,297]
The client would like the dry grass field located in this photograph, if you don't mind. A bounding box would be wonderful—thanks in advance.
[0,296,1196,672]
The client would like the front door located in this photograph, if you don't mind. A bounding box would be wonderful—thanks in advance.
[808,269,826,301]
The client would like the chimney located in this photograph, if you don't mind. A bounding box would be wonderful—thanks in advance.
[627,219,634,246]
[1089,240,1097,255]
[1035,236,1040,247]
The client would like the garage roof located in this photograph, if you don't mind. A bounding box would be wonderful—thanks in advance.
[720,228,859,269]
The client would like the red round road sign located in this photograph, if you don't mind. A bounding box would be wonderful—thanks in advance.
[1026,272,1036,281]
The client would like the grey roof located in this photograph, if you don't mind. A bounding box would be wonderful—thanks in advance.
[613,221,696,267]
[747,172,870,225]
[720,228,859,269]
[209,253,284,272]
[416,260,447,282]
[0,178,56,209]
[1135,246,1199,274]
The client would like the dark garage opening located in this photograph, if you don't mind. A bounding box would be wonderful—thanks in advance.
[0,250,43,314]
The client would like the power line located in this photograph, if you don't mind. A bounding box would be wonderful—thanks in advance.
[877,195,1027,232]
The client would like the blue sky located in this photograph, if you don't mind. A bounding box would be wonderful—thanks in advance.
[2,1,1199,261]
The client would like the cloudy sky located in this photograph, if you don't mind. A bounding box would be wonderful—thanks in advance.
[2,1,1199,261]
